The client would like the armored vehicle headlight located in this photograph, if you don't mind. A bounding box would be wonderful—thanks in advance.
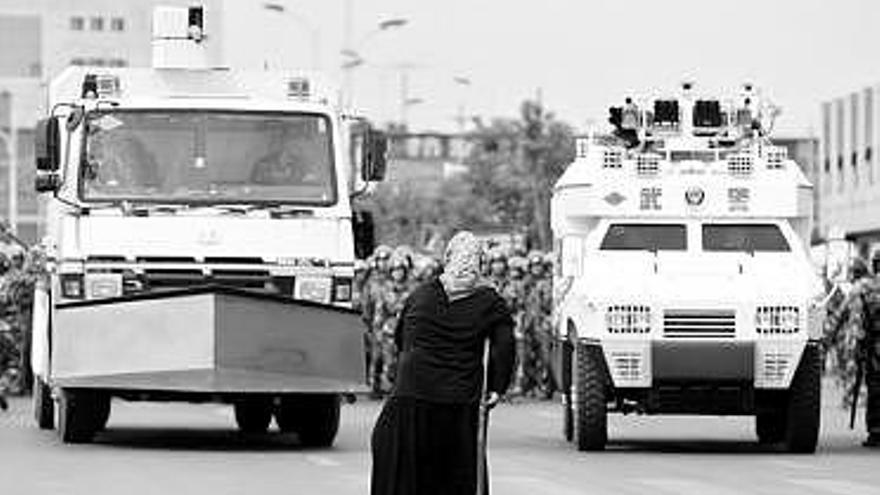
[755,306,800,335]
[606,305,651,334]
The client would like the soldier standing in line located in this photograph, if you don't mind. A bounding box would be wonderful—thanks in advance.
[372,252,415,395]
[524,251,555,399]
[826,255,880,447]
[486,248,509,294]
[504,255,529,396]
[362,245,392,395]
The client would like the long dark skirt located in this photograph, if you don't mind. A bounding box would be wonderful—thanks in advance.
[371,396,484,495]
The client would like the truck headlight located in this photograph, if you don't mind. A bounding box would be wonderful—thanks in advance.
[332,277,352,302]
[60,274,84,299]
[606,305,651,334]
[755,306,800,335]
[85,273,123,300]
[295,275,332,304]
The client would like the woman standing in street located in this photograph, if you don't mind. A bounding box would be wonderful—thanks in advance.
[371,231,515,495]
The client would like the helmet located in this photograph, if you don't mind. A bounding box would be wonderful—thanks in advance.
[528,250,545,268]
[487,247,508,264]
[543,252,555,268]
[393,245,414,267]
[389,252,413,272]
[508,256,527,275]
[373,245,392,262]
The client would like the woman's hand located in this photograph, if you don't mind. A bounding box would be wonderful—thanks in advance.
[484,392,501,410]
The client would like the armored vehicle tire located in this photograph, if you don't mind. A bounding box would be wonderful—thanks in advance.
[275,394,341,448]
[755,411,786,444]
[234,400,273,434]
[574,343,608,451]
[58,389,110,444]
[783,343,821,453]
[33,377,54,430]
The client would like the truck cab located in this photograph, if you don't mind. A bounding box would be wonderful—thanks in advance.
[552,83,825,453]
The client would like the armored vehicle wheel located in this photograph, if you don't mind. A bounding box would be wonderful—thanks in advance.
[783,343,821,453]
[58,389,108,444]
[275,394,341,448]
[234,400,273,434]
[574,343,608,451]
[755,411,786,444]
[33,377,54,430]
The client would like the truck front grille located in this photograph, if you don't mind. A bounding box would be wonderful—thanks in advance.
[663,309,736,339]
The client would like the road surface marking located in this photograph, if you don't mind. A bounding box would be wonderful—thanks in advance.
[786,478,880,495]
[305,454,341,467]
[637,478,744,495]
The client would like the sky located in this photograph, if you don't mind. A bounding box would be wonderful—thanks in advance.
[266,0,880,135]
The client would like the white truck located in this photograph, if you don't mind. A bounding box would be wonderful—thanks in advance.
[29,5,387,445]
[551,83,826,452]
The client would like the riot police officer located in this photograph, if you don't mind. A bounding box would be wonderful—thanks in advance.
[486,248,509,294]
[362,245,393,393]
[504,256,528,395]
[371,252,415,395]
[524,251,554,399]
[827,255,880,447]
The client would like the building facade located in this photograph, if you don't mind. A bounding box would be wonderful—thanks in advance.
[0,0,193,242]
[819,86,880,257]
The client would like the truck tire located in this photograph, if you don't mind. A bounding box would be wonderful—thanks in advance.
[58,389,107,444]
[33,377,54,430]
[561,338,574,442]
[234,400,273,434]
[783,343,821,453]
[574,343,607,451]
[275,394,341,448]
[755,411,786,444]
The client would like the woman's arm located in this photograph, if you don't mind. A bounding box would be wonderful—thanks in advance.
[487,296,516,395]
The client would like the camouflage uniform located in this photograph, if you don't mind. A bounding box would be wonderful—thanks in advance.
[504,256,529,395]
[370,254,414,394]
[361,246,392,390]
[486,248,509,295]
[826,257,880,446]
[0,254,21,396]
[524,252,554,399]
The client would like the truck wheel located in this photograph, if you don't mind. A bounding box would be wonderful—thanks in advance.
[574,343,608,451]
[33,377,54,430]
[234,400,273,434]
[755,411,786,444]
[561,338,574,442]
[58,389,106,444]
[783,343,821,453]
[275,394,341,448]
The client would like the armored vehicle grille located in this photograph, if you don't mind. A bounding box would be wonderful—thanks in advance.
[663,309,736,339]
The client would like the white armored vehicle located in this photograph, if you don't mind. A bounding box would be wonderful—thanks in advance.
[552,83,825,452]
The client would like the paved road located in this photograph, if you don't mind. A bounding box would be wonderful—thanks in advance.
[1,383,878,495]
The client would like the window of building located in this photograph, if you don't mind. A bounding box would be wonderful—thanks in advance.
[70,16,85,31]
[86,57,106,67]
[70,57,86,66]
[107,58,127,68]
[90,17,104,31]
[111,17,125,32]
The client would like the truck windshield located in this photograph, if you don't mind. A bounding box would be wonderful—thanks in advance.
[80,110,336,205]
[702,224,790,252]
[600,224,687,251]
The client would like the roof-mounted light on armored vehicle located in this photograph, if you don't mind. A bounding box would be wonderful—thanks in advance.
[287,77,311,100]
[81,74,121,99]
[653,100,679,128]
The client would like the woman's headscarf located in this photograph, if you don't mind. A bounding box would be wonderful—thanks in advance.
[439,231,489,301]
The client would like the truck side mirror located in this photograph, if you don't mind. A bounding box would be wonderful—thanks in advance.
[35,118,60,172]
[352,209,375,260]
[361,129,388,182]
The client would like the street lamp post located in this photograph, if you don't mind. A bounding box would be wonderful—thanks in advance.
[340,15,409,108]
[453,76,472,132]
[0,90,16,235]
[263,2,322,70]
